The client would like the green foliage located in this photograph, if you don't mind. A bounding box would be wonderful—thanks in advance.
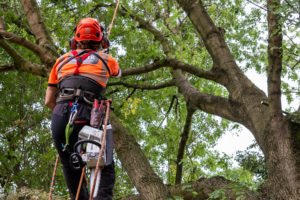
[1,0,299,198]
[0,71,67,196]
[208,188,227,200]
[235,146,267,180]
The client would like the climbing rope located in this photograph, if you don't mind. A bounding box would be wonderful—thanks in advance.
[49,154,59,200]
[107,0,120,38]
[75,166,86,200]
[89,100,111,200]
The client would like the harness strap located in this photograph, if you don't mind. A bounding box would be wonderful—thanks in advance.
[57,50,89,72]
[71,50,94,75]
[58,88,100,105]
[58,50,110,77]
[90,52,111,76]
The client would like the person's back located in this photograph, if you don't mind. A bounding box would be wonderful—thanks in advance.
[45,18,121,200]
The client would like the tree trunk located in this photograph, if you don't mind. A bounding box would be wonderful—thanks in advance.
[110,113,170,200]
[175,0,300,199]
[257,118,300,199]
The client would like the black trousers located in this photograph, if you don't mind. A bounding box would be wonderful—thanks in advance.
[51,103,115,200]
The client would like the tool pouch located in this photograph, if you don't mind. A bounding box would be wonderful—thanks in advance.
[90,99,106,128]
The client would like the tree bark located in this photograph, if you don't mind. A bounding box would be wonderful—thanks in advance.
[19,0,59,57]
[175,0,300,199]
[175,107,194,184]
[110,113,171,200]
[6,187,65,200]
[118,176,257,200]
[259,0,300,199]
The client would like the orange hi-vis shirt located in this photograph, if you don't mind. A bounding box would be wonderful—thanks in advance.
[48,49,120,88]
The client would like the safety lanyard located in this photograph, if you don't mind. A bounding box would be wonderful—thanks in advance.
[64,100,79,148]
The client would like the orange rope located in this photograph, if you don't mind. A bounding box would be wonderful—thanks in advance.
[49,154,59,200]
[107,0,120,38]
[75,167,86,200]
[89,100,111,200]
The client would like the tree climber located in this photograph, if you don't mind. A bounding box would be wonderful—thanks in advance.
[45,18,121,200]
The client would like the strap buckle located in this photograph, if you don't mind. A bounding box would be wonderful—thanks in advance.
[58,88,97,105]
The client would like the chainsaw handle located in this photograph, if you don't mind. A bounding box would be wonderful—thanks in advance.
[73,139,102,153]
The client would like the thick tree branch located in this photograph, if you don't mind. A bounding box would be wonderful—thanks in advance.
[122,57,244,125]
[175,0,256,97]
[172,70,247,125]
[109,79,175,90]
[0,30,55,65]
[122,58,217,82]
[175,106,195,184]
[170,176,256,200]
[19,0,59,57]
[263,2,299,197]
[166,58,217,81]
[119,176,256,200]
[6,176,257,200]
[175,0,273,150]
[121,59,169,77]
[110,112,171,200]
[0,39,48,76]
[6,187,65,200]
[267,0,283,116]
[0,39,24,64]
[0,63,15,72]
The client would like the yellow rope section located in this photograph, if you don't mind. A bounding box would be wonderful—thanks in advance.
[107,0,120,38]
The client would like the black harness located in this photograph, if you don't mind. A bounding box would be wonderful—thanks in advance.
[56,50,110,104]
[57,76,105,104]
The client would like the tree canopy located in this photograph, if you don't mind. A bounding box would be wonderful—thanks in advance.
[0,0,299,199]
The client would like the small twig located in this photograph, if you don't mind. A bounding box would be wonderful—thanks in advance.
[245,0,267,11]
[159,95,178,127]
[283,0,300,14]
[126,88,137,100]
[290,60,300,70]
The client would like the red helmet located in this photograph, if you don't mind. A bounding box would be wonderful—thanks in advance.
[75,18,103,42]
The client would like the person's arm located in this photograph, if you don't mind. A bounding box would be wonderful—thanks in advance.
[107,55,121,78]
[45,86,58,110]
[46,57,61,110]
